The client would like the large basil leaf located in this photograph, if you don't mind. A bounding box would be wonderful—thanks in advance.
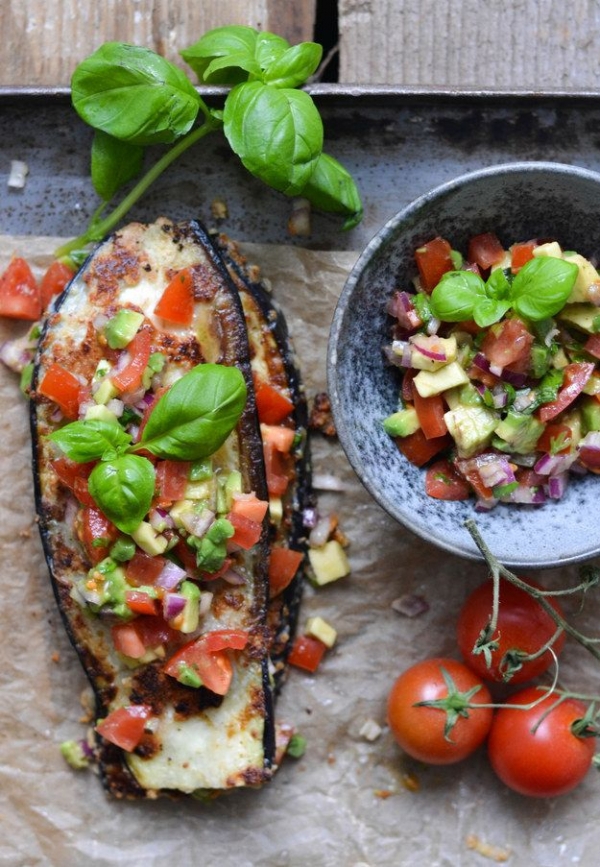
[299,152,363,229]
[181,25,262,84]
[223,81,323,196]
[91,130,144,201]
[88,455,155,533]
[72,42,201,145]
[139,363,247,460]
[49,419,132,463]
[429,270,486,322]
[511,256,578,321]
[263,42,322,87]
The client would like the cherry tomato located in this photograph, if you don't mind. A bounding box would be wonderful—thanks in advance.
[387,658,493,765]
[457,577,566,684]
[488,687,595,797]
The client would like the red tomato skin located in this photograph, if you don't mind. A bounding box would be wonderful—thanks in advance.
[395,429,452,467]
[387,658,493,765]
[538,362,595,422]
[425,458,471,500]
[40,260,75,309]
[96,705,152,752]
[288,635,327,672]
[480,317,534,373]
[510,241,536,273]
[457,578,566,684]
[0,257,41,320]
[467,232,505,270]
[414,237,454,292]
[268,546,304,595]
[38,362,82,420]
[488,688,595,797]
[254,380,294,425]
[154,268,194,326]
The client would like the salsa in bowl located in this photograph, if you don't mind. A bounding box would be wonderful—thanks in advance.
[327,162,600,568]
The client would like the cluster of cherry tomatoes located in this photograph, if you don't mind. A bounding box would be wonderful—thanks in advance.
[387,577,597,797]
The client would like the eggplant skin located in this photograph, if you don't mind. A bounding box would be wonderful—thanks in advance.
[30,218,277,798]
[212,233,314,691]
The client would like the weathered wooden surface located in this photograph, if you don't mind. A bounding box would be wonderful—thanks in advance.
[338,0,600,89]
[0,0,316,87]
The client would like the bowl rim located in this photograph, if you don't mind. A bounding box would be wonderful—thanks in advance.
[327,160,600,569]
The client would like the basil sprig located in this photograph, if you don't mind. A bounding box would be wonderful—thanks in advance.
[55,25,362,261]
[429,256,578,327]
[48,363,246,533]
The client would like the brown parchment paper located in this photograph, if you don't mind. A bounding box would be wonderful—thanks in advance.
[1,235,600,867]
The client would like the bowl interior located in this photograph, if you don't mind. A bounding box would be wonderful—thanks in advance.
[328,162,600,568]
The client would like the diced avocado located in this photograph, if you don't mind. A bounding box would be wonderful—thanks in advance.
[142,352,166,389]
[494,410,546,455]
[561,407,583,445]
[382,406,420,437]
[94,376,119,406]
[308,540,350,586]
[413,361,470,398]
[189,457,213,482]
[169,499,196,529]
[177,581,201,634]
[217,471,242,513]
[76,560,129,618]
[60,740,90,770]
[444,404,498,458]
[110,536,136,562]
[583,373,600,396]
[563,252,600,303]
[305,616,337,648]
[104,309,144,349]
[409,335,458,371]
[131,521,168,556]
[533,241,563,260]
[177,663,203,689]
[444,382,483,411]
[85,404,120,424]
[551,346,569,369]
[185,477,216,504]
[530,343,552,378]
[557,304,600,335]
[187,517,234,573]
[580,396,600,434]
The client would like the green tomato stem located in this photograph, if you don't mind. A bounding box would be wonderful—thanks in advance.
[54,115,222,261]
[464,518,600,664]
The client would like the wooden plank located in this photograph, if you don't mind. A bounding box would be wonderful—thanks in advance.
[0,0,314,88]
[338,0,600,89]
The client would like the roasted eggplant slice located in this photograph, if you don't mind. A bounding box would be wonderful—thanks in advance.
[213,234,313,690]
[31,219,275,797]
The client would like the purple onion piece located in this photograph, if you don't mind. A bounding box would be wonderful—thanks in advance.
[156,560,187,590]
[163,592,186,620]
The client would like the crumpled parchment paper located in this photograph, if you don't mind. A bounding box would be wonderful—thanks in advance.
[1,235,600,867]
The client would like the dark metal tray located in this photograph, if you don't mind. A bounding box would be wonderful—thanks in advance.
[3,85,600,248]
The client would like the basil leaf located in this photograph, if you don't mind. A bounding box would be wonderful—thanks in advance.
[263,42,322,87]
[429,271,486,322]
[91,130,144,201]
[139,363,247,461]
[486,267,512,299]
[223,81,323,196]
[181,26,260,84]
[255,32,291,73]
[49,419,132,463]
[511,256,578,321]
[88,455,155,534]
[473,297,512,328]
[72,42,201,145]
[299,152,363,229]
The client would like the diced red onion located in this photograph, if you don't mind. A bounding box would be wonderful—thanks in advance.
[387,291,422,330]
[387,340,412,368]
[473,352,490,373]
[500,368,528,388]
[149,507,174,532]
[79,738,94,760]
[546,473,569,499]
[155,560,187,590]
[0,335,36,373]
[309,514,334,548]
[489,362,503,377]
[513,389,537,412]
[222,568,247,585]
[92,313,109,332]
[180,509,215,537]
[426,316,441,335]
[411,336,447,362]
[163,592,187,621]
[506,484,546,505]
[302,506,319,529]
[478,455,516,488]
[534,452,577,475]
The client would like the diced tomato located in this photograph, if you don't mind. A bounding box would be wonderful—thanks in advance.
[261,423,295,453]
[203,629,249,652]
[227,511,263,550]
[584,333,600,360]
[230,492,270,523]
[263,440,292,497]
[125,590,159,616]
[52,457,96,505]
[173,538,200,576]
[412,390,448,439]
[125,549,167,586]
[535,422,573,455]
[0,257,41,320]
[425,459,472,500]
[454,455,497,500]
[268,546,304,595]
[155,460,190,503]
[96,705,152,752]
[510,241,536,273]
[39,260,75,309]
[38,362,82,420]
[111,327,152,393]
[288,635,327,673]
[164,636,234,695]
[538,362,595,423]
[255,380,294,425]
[480,318,534,373]
[395,428,452,467]
[112,622,148,658]
[467,232,505,270]
[80,505,119,564]
[414,237,454,292]
[154,268,194,326]
[199,556,233,581]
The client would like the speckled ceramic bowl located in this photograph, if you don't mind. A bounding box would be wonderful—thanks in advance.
[328,162,600,569]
